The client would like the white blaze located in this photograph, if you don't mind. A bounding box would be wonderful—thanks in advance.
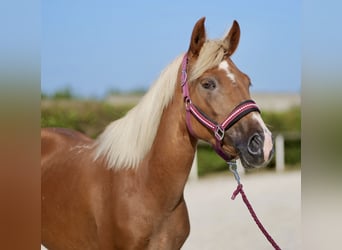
[218,60,236,83]
[252,113,273,161]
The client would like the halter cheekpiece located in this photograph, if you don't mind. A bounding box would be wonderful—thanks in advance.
[181,54,260,162]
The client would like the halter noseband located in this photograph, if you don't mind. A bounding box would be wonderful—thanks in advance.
[181,54,260,162]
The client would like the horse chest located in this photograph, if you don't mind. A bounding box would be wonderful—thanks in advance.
[104,192,190,250]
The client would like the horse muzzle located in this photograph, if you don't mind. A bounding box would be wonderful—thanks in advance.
[237,131,274,169]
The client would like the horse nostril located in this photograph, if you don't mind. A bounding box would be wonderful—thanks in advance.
[247,133,263,156]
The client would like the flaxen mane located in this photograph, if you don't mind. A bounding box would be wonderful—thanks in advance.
[94,39,226,169]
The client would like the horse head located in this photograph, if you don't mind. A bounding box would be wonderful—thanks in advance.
[183,17,274,168]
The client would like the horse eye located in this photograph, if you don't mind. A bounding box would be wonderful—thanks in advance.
[201,79,216,90]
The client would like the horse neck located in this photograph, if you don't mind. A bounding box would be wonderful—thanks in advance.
[141,84,197,208]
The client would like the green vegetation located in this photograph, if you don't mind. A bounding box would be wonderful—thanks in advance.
[42,87,76,100]
[261,107,301,133]
[41,96,301,176]
[284,138,301,166]
[41,100,132,138]
[197,144,227,176]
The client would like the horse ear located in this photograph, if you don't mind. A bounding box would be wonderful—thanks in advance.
[223,20,240,56]
[188,17,207,57]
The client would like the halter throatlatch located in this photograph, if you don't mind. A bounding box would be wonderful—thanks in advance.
[181,54,260,162]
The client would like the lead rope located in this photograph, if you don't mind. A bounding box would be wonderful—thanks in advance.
[228,161,281,250]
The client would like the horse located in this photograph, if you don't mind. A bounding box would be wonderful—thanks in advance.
[41,17,274,250]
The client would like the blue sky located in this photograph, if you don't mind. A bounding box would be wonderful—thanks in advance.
[42,0,300,98]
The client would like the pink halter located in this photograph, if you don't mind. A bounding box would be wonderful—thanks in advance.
[181,54,260,162]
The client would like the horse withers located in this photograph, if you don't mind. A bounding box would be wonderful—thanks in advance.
[41,17,274,250]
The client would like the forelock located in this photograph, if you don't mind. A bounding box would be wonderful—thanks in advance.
[189,40,226,81]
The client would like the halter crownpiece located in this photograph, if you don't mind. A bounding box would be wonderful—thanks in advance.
[181,54,260,162]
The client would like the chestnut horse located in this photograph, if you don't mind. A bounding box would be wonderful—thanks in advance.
[42,18,274,249]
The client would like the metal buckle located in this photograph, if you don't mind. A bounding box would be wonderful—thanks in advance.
[215,126,225,141]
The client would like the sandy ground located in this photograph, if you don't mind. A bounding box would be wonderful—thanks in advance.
[182,170,301,250]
